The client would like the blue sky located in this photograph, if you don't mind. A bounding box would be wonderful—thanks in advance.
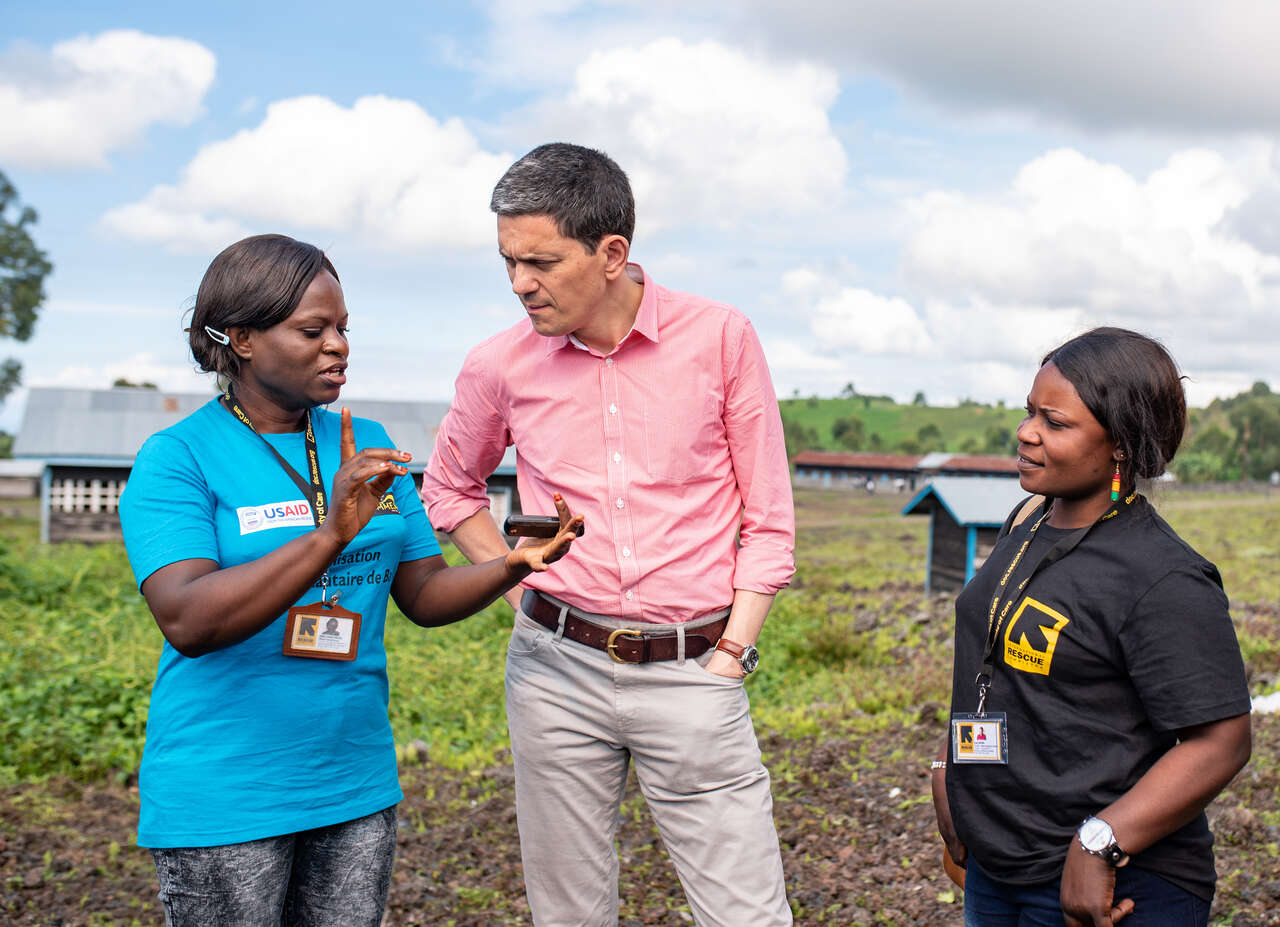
[4,1,1279,433]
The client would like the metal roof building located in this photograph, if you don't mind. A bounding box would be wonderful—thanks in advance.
[901,476,1030,593]
[14,386,516,543]
[13,387,460,467]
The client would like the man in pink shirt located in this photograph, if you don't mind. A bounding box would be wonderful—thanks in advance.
[422,143,795,926]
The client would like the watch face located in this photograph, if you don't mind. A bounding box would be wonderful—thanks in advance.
[1079,817,1112,851]
[741,645,760,674]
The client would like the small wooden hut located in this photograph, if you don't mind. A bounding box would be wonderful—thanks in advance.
[901,477,1028,593]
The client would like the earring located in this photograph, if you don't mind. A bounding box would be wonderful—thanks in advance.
[1111,460,1121,502]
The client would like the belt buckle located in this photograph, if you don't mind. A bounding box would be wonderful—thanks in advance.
[606,628,644,664]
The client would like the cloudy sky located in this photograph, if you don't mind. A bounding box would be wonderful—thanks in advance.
[3,0,1279,433]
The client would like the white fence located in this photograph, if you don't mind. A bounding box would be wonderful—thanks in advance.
[48,477,127,513]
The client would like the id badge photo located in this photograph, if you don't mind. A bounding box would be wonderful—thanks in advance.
[283,600,362,662]
[950,712,1009,764]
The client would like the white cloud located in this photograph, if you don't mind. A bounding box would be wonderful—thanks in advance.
[524,38,848,231]
[900,145,1280,377]
[923,301,1085,367]
[36,353,213,393]
[0,30,215,169]
[478,1,1280,134]
[100,194,251,254]
[773,144,1280,403]
[645,0,1280,134]
[102,94,514,253]
[761,338,844,372]
[810,287,931,356]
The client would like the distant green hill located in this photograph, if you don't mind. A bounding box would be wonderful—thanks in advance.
[780,381,1279,483]
[779,395,1024,458]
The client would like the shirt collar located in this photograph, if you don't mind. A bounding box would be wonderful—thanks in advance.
[546,262,659,356]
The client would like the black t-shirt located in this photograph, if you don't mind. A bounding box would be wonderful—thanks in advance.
[946,495,1251,900]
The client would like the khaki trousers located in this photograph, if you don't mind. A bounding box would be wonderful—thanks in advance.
[505,600,792,927]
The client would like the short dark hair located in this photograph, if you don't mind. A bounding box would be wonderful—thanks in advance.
[189,234,338,383]
[1041,327,1187,483]
[490,143,635,253]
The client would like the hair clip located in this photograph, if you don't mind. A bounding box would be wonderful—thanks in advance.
[204,325,231,345]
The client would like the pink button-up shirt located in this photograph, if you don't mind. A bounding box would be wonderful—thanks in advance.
[421,265,795,623]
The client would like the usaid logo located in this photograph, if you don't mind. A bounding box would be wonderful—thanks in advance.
[237,499,313,535]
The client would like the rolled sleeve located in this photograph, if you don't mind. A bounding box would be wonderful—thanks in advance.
[421,345,512,533]
[723,316,795,594]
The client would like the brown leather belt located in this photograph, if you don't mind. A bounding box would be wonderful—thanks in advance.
[522,591,729,664]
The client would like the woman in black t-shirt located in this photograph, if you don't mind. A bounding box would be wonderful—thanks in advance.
[931,327,1252,927]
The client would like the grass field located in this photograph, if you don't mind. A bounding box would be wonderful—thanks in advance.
[2,487,1279,925]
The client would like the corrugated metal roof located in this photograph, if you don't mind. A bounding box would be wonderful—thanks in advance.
[938,454,1019,474]
[10,387,519,472]
[792,451,922,469]
[915,451,951,469]
[0,459,43,477]
[901,476,1029,526]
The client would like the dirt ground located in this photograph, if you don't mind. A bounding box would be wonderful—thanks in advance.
[4,712,1278,926]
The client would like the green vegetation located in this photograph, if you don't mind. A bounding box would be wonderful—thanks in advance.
[780,393,1022,457]
[1,170,53,403]
[3,488,1277,787]
[3,490,1279,925]
[1175,382,1280,482]
[784,382,1280,484]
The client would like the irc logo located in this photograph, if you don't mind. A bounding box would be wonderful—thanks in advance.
[1004,597,1069,677]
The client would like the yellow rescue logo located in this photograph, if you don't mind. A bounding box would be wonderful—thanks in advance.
[1003,597,1069,676]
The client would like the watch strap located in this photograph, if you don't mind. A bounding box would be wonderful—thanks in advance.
[715,638,746,659]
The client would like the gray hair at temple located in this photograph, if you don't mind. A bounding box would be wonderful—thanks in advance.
[489,143,635,254]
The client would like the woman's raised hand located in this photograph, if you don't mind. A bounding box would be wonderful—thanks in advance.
[505,493,583,574]
[324,408,412,546]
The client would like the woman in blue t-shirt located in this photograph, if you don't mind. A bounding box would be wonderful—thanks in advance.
[120,234,581,927]
[930,327,1252,927]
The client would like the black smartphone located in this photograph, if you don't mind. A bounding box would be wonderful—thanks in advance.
[503,514,585,538]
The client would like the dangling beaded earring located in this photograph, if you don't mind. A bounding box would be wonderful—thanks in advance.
[1110,460,1121,502]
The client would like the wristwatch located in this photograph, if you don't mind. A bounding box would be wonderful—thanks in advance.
[1077,816,1129,867]
[714,638,760,674]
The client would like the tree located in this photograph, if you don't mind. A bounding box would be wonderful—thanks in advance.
[839,381,857,398]
[781,415,820,460]
[1,172,52,401]
[983,425,1014,455]
[831,415,865,450]
[1229,398,1280,481]
[916,423,944,451]
[113,378,158,389]
[912,391,927,407]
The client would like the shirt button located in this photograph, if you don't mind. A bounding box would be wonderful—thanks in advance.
[612,452,622,463]
[605,357,613,367]
[615,498,624,509]
[625,589,634,600]
[622,546,631,558]
[609,403,617,415]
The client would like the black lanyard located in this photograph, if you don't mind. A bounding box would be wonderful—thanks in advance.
[975,491,1137,713]
[225,391,327,528]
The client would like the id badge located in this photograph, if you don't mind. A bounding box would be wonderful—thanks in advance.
[283,601,362,661]
[950,712,1008,764]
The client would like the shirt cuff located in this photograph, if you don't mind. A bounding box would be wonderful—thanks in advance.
[732,544,796,594]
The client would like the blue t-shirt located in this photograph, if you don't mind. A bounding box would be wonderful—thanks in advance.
[120,399,440,848]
